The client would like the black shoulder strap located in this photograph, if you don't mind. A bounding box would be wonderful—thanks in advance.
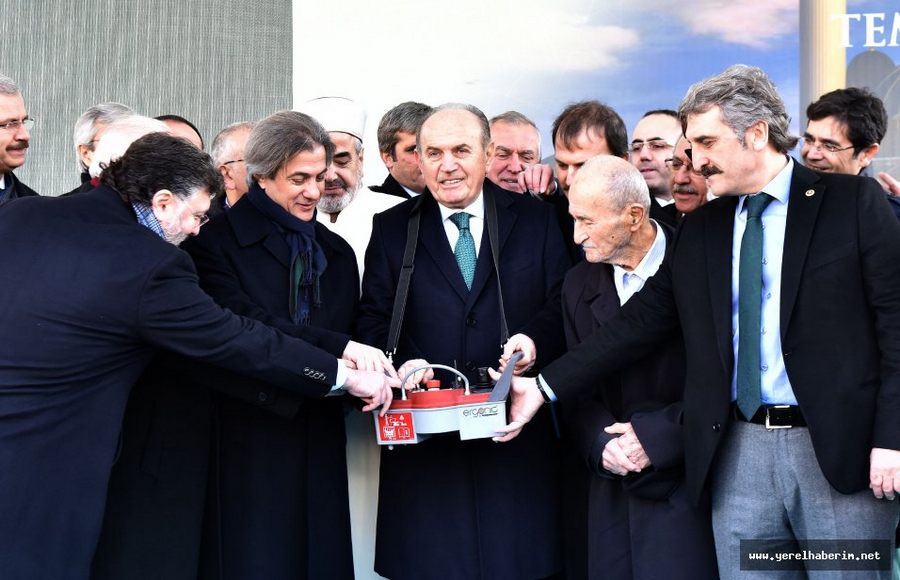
[385,197,423,359]
[483,188,510,346]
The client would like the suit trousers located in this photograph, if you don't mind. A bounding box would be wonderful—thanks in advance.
[711,421,899,579]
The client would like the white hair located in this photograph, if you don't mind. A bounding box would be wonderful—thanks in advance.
[72,102,134,172]
[88,116,169,178]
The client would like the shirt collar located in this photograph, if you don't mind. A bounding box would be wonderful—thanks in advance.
[616,219,666,283]
[439,190,485,222]
[131,202,166,239]
[737,156,793,213]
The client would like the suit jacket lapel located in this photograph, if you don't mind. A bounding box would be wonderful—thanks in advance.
[418,195,470,301]
[780,163,824,335]
[705,196,739,374]
[467,184,517,304]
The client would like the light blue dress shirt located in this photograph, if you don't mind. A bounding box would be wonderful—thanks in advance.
[730,157,797,405]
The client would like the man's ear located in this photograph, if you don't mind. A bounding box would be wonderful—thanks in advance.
[628,203,646,228]
[218,165,235,190]
[858,143,880,169]
[77,144,94,169]
[150,189,176,214]
[747,120,769,152]
[380,150,394,170]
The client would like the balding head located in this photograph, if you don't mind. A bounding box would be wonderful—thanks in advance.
[89,116,170,178]
[568,155,655,269]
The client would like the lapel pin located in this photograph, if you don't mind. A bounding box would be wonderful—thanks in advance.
[804,189,815,197]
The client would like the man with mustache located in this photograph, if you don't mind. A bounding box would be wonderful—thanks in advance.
[667,135,709,217]
[0,74,37,204]
[300,97,402,280]
[499,65,900,579]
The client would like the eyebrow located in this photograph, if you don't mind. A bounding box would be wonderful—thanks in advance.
[333,151,353,160]
[803,132,842,146]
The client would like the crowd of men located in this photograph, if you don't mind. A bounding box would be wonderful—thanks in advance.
[0,64,898,580]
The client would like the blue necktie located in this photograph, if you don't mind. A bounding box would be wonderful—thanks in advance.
[449,212,476,289]
[736,192,774,420]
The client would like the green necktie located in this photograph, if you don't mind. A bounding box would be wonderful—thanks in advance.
[449,212,476,290]
[736,192,773,420]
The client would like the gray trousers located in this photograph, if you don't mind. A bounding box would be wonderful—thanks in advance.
[711,421,898,579]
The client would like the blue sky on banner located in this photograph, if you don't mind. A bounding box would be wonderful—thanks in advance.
[295,0,899,181]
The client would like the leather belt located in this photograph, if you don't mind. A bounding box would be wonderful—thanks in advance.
[732,403,806,429]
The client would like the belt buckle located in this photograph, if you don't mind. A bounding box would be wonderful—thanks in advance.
[765,405,792,430]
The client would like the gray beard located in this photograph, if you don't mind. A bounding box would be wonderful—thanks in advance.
[318,185,359,214]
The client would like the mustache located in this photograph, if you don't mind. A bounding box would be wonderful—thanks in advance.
[8,142,28,150]
[324,177,347,190]
[673,185,698,195]
[700,165,722,178]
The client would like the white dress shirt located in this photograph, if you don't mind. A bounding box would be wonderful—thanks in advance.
[438,191,485,257]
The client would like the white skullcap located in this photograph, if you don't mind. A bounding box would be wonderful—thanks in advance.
[298,97,366,142]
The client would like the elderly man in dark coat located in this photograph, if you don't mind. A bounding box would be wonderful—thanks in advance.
[559,155,717,579]
[0,133,396,580]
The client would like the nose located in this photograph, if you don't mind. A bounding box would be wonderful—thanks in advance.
[305,180,321,201]
[324,164,337,181]
[509,153,524,173]
[802,141,822,160]
[573,220,588,246]
[14,122,29,141]
[673,164,691,184]
[439,152,458,173]
[638,144,652,161]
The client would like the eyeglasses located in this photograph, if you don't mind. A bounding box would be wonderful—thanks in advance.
[222,159,244,166]
[664,157,703,176]
[193,213,210,226]
[629,139,673,154]
[0,118,34,132]
[800,136,854,154]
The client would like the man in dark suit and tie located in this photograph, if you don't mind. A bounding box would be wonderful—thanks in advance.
[0,133,396,579]
[358,103,571,579]
[499,65,900,579]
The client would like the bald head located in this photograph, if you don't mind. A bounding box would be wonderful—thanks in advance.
[89,116,170,178]
[568,155,654,268]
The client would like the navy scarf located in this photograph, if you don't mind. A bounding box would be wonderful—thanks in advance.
[247,183,327,325]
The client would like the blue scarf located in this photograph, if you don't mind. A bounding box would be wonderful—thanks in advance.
[246,182,327,325]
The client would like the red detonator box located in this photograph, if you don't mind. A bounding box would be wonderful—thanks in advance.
[373,358,519,445]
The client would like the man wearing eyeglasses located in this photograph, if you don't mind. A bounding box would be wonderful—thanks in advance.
[801,87,900,220]
[0,74,36,205]
[629,110,681,227]
[665,136,709,217]
[210,121,254,214]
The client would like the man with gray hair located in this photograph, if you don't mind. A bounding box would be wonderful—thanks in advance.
[63,101,133,196]
[500,64,900,579]
[371,101,432,199]
[560,155,717,579]
[487,110,554,195]
[299,96,402,279]
[0,73,36,204]
[209,121,254,213]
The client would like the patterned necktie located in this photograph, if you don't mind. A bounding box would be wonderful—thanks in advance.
[449,212,476,289]
[736,192,774,420]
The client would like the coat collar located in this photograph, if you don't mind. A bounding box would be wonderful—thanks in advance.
[225,196,345,268]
